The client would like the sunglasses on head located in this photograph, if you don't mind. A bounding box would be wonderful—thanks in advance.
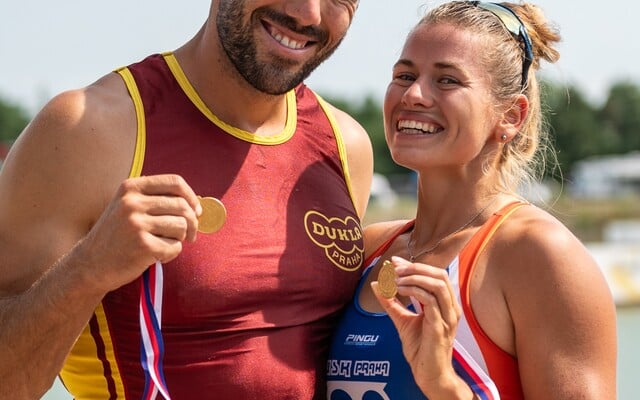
[471,1,533,88]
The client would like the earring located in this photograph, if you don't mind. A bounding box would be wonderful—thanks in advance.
[500,134,508,142]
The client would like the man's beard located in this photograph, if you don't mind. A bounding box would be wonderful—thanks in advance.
[217,3,341,95]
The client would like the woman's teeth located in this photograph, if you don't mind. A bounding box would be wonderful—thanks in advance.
[397,120,441,134]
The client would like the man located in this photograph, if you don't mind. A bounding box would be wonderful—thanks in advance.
[0,1,372,398]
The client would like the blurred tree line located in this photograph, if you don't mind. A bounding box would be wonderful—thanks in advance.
[0,95,30,143]
[2,79,640,181]
[325,79,640,181]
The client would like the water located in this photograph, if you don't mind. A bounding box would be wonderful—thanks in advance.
[617,306,640,400]
[41,306,640,399]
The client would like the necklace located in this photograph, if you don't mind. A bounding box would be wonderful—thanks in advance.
[406,197,498,262]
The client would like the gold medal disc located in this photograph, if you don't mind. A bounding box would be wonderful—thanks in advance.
[377,260,398,299]
[197,196,227,234]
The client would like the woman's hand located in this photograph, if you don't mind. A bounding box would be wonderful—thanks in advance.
[372,256,474,399]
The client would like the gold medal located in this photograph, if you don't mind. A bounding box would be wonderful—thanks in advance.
[377,260,398,299]
[197,196,226,234]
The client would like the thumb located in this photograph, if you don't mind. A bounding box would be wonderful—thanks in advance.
[371,281,414,321]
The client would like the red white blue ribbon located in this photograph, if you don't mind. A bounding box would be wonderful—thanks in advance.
[452,341,500,400]
[139,261,171,400]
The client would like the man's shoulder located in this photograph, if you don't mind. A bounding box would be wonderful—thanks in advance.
[11,72,138,204]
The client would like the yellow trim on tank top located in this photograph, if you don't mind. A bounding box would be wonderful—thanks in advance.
[163,52,296,145]
[59,304,126,399]
[313,93,358,216]
[115,66,147,178]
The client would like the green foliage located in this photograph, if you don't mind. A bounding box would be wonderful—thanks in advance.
[0,96,29,143]
[542,79,640,177]
[541,82,617,174]
[324,94,410,176]
[599,81,640,151]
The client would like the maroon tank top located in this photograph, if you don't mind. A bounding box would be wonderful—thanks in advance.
[61,53,364,400]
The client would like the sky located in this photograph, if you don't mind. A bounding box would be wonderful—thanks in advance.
[0,0,637,115]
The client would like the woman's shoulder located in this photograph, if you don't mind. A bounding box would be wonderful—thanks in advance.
[363,219,413,255]
[498,203,581,254]
[489,203,603,290]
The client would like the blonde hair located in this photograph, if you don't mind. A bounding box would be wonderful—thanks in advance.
[419,1,561,193]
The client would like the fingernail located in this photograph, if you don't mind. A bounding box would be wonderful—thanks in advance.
[391,255,409,265]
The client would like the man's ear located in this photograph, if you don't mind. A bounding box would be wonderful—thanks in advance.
[496,94,529,143]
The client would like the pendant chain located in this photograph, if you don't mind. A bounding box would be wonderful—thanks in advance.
[407,197,498,262]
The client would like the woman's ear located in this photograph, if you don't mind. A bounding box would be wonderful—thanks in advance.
[496,94,529,142]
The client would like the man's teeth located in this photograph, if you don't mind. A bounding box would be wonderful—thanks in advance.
[270,29,306,49]
[397,120,440,134]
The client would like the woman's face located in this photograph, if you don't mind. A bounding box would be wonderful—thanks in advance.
[383,22,501,174]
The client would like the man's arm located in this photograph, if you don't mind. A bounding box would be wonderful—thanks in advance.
[0,73,201,398]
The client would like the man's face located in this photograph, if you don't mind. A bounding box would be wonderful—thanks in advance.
[217,0,358,95]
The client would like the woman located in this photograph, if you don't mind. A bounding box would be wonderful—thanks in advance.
[326,2,617,399]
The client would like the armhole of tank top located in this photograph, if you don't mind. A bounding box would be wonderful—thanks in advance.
[460,202,527,356]
[162,52,296,145]
[115,67,146,178]
[313,92,359,216]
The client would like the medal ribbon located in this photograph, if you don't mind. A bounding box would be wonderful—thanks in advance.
[452,342,500,400]
[139,261,171,400]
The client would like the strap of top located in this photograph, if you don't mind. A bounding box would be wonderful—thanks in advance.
[363,220,415,267]
[456,200,528,396]
[458,201,527,271]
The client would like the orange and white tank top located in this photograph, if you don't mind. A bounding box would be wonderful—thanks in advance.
[327,201,526,399]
